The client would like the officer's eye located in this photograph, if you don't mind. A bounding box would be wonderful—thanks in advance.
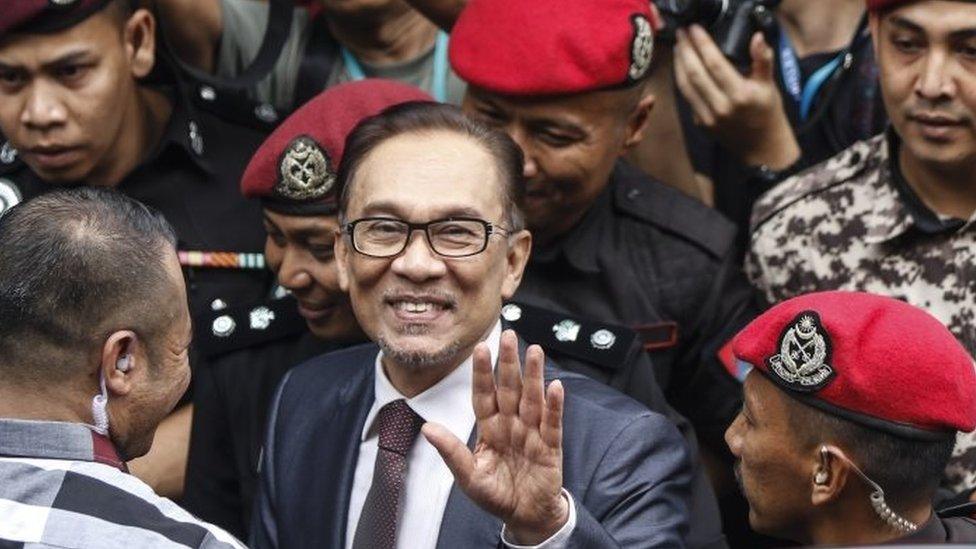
[536,129,578,148]
[54,63,90,83]
[0,68,26,89]
[308,244,335,261]
[957,41,976,61]
[889,32,924,55]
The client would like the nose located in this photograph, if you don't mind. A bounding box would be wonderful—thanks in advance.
[20,81,68,130]
[507,127,539,180]
[915,49,956,101]
[390,230,448,282]
[276,247,313,291]
[725,414,745,457]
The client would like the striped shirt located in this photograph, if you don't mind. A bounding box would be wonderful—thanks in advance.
[0,418,245,549]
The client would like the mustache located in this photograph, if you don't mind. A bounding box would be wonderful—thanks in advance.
[905,104,969,123]
[382,288,459,308]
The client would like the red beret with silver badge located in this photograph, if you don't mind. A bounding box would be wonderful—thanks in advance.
[240,79,432,215]
[449,0,661,96]
[0,0,113,38]
[733,291,976,440]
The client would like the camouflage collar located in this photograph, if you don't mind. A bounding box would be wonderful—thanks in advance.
[861,133,915,245]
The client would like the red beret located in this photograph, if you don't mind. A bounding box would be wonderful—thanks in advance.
[867,0,973,11]
[0,0,112,38]
[734,291,976,440]
[449,0,660,96]
[240,79,432,215]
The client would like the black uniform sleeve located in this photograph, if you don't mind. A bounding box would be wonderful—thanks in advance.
[183,359,247,539]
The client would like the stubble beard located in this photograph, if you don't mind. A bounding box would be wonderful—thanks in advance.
[377,322,463,371]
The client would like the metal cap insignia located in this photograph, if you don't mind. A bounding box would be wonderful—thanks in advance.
[277,136,335,201]
[767,311,835,392]
[628,14,654,81]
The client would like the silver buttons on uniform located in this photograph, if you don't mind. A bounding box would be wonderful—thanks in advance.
[210,299,228,312]
[212,315,236,337]
[501,304,523,322]
[188,121,204,156]
[0,178,21,218]
[0,142,17,165]
[590,329,616,350]
[255,104,279,124]
[199,86,217,102]
[552,319,581,342]
[249,306,276,330]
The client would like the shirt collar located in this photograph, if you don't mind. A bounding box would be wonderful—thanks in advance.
[886,131,969,236]
[531,179,614,275]
[0,418,127,471]
[363,320,503,444]
[143,88,216,177]
[861,130,915,245]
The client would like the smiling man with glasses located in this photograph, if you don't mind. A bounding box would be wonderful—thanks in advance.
[250,101,695,548]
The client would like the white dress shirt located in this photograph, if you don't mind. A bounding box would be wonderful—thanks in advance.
[345,320,576,549]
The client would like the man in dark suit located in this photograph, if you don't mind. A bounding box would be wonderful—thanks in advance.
[251,102,694,547]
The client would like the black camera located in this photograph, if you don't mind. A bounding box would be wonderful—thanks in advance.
[655,0,781,67]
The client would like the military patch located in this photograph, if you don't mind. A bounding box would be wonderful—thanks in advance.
[276,136,335,201]
[0,178,21,218]
[628,14,654,81]
[767,311,835,392]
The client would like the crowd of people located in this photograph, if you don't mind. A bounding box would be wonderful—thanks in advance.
[0,0,974,547]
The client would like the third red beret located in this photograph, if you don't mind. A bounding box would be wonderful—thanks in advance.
[733,291,976,440]
[240,79,432,215]
[449,0,661,96]
[0,0,112,39]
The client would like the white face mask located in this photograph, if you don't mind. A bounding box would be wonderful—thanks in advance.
[90,372,110,436]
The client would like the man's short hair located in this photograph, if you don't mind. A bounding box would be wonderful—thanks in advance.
[0,188,177,383]
[338,102,526,232]
[786,396,955,505]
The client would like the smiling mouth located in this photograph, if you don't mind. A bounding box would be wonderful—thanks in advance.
[384,293,457,322]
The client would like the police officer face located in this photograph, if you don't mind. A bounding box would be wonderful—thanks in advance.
[463,85,654,245]
[335,130,531,378]
[872,2,976,170]
[725,372,819,541]
[0,7,156,184]
[263,210,363,343]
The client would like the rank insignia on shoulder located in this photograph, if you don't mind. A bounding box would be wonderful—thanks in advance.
[195,296,309,359]
[501,301,639,372]
[766,311,835,392]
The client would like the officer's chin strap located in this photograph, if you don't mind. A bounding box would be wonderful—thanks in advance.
[90,373,110,436]
[823,446,919,534]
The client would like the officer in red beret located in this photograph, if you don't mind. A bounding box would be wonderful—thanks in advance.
[0,0,277,495]
[182,79,432,539]
[727,291,976,545]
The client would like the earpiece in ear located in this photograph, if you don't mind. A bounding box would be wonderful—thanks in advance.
[814,445,830,485]
[814,470,829,485]
[116,355,131,372]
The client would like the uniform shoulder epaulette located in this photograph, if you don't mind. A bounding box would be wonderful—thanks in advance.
[189,83,283,133]
[501,301,639,372]
[751,134,887,233]
[194,295,308,360]
[612,161,736,259]
[0,139,26,217]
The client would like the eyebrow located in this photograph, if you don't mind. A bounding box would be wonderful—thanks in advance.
[888,15,976,39]
[0,49,95,73]
[360,201,489,220]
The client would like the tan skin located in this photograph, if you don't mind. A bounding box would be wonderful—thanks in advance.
[0,7,171,187]
[872,2,976,220]
[726,372,932,546]
[0,248,192,462]
[335,129,572,544]
[263,210,364,342]
[462,85,654,246]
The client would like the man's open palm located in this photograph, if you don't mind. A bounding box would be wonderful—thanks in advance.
[422,330,569,544]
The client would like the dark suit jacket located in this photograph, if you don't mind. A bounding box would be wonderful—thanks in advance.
[250,341,693,548]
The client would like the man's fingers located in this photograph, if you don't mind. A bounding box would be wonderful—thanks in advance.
[688,24,747,90]
[540,380,564,451]
[423,422,476,487]
[496,330,522,417]
[749,32,775,82]
[674,29,722,125]
[519,344,546,428]
[472,342,498,420]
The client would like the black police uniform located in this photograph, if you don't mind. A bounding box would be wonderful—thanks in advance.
[516,160,756,453]
[679,21,887,253]
[183,296,343,539]
[0,85,275,325]
[895,514,976,544]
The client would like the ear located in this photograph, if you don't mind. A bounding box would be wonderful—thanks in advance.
[334,227,351,292]
[621,91,657,152]
[500,229,532,300]
[99,330,142,397]
[124,9,157,79]
[811,446,852,507]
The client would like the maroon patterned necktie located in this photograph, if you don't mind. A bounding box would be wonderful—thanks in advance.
[352,399,425,549]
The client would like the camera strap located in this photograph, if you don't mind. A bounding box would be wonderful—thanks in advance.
[338,30,451,103]
[777,14,869,122]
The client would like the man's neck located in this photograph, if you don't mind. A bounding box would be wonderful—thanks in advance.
[0,387,88,425]
[777,0,864,57]
[807,499,932,546]
[88,86,172,188]
[900,145,976,221]
[327,7,439,66]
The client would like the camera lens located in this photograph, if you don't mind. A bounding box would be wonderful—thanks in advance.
[667,0,730,27]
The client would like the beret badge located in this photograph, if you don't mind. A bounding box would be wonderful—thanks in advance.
[628,14,654,81]
[276,136,335,201]
[767,311,835,392]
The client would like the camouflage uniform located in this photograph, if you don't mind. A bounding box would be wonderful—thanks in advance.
[747,131,976,492]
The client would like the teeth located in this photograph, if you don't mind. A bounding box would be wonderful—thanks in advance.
[396,301,436,313]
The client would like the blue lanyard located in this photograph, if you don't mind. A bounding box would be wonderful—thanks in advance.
[778,30,846,122]
[339,31,450,103]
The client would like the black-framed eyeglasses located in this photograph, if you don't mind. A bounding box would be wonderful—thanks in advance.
[342,216,512,258]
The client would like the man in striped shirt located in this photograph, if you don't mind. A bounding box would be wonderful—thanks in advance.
[0,188,243,548]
